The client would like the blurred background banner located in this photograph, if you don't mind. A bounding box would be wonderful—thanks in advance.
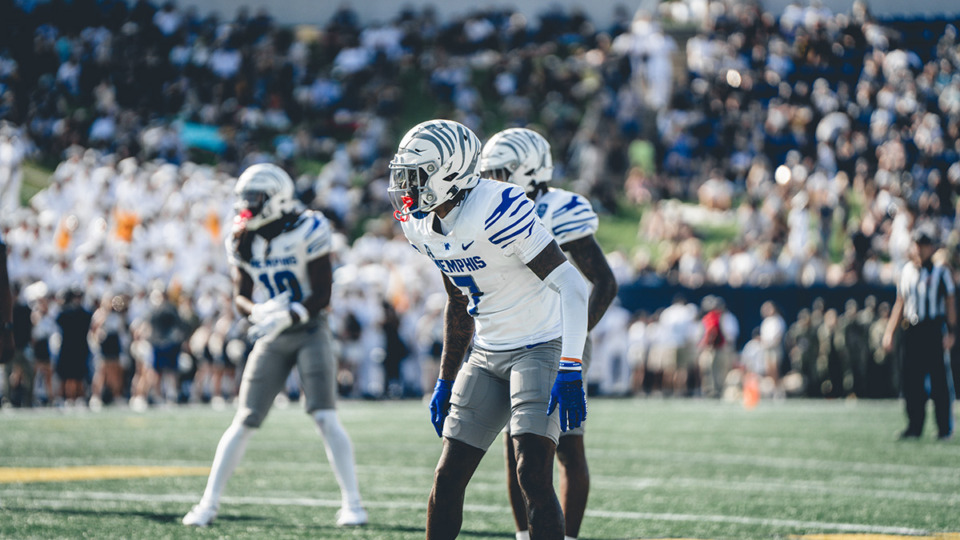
[619,282,896,348]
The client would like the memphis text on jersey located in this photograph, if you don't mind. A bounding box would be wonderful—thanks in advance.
[249,255,298,269]
[425,251,488,274]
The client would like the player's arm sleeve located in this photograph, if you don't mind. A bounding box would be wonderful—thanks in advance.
[528,241,588,360]
[543,260,589,360]
[550,193,600,246]
[563,234,617,331]
[484,185,552,263]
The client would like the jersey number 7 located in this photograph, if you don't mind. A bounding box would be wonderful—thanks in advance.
[451,275,484,316]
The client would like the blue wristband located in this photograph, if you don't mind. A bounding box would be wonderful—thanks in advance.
[559,360,582,371]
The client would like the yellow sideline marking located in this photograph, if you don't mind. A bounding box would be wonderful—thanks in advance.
[0,466,209,484]
[792,534,960,539]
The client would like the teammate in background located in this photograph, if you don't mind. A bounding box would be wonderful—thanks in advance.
[183,164,366,527]
[389,119,589,540]
[481,127,617,540]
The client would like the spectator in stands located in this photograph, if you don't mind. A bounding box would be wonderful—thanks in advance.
[759,301,786,395]
[28,285,57,405]
[132,287,186,408]
[55,288,92,407]
[868,301,898,398]
[0,126,28,211]
[89,292,130,407]
[697,295,729,398]
[666,296,700,396]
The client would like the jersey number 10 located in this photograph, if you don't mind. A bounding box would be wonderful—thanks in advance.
[258,271,304,302]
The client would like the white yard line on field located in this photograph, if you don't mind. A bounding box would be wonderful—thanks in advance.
[0,489,932,536]
[590,476,960,504]
[590,448,960,479]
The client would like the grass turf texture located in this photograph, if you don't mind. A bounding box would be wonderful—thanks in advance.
[1,399,958,539]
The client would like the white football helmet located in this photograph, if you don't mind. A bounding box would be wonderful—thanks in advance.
[388,119,482,220]
[480,127,553,194]
[234,163,296,231]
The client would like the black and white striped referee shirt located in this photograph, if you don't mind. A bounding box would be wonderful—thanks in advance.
[899,262,956,325]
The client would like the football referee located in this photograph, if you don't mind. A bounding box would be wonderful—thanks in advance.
[883,224,956,440]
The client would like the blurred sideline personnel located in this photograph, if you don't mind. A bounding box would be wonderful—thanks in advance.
[389,119,589,540]
[883,224,956,440]
[0,230,13,398]
[480,127,617,540]
[183,164,366,527]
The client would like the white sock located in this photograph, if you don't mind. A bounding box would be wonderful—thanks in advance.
[313,410,362,509]
[516,531,530,540]
[199,422,254,508]
[565,536,578,540]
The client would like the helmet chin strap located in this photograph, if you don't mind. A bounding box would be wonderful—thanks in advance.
[394,195,414,222]
[233,209,254,231]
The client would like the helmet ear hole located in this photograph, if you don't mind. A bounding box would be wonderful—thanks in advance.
[443,172,458,182]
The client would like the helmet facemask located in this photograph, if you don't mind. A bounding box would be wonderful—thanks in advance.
[233,163,296,232]
[388,160,439,221]
[234,189,269,230]
[484,164,516,183]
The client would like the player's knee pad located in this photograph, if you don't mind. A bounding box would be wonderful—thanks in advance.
[226,420,256,438]
[311,409,340,436]
[236,406,266,429]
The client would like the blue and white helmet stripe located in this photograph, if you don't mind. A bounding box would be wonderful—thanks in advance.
[480,127,554,193]
[389,119,482,218]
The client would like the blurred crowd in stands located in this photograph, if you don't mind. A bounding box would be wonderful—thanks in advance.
[1,0,959,407]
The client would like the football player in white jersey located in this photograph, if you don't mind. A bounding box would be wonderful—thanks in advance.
[389,119,589,540]
[183,164,366,528]
[481,127,617,540]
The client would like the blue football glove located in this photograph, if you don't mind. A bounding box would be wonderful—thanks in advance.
[429,379,453,438]
[547,360,587,432]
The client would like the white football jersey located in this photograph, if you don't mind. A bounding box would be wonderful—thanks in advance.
[401,179,560,350]
[226,210,332,304]
[534,187,599,247]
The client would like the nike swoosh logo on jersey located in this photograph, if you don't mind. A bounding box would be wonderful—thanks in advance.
[461,241,475,250]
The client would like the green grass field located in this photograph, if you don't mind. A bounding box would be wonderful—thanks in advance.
[1,398,958,540]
